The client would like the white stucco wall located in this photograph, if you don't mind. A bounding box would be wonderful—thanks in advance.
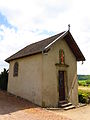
[8,54,43,106]
[42,38,78,107]
[8,38,78,107]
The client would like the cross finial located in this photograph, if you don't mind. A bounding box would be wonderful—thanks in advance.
[68,24,70,31]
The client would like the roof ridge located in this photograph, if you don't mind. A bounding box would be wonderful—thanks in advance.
[44,31,67,50]
[5,31,65,62]
[26,31,65,47]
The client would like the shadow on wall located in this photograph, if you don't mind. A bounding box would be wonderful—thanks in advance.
[0,90,39,115]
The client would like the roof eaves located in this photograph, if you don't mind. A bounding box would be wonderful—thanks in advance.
[5,51,42,63]
[76,57,86,61]
[64,31,86,62]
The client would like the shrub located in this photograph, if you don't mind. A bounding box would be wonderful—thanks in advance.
[78,81,86,86]
[86,80,90,86]
[78,90,90,104]
[0,68,8,90]
[78,80,90,86]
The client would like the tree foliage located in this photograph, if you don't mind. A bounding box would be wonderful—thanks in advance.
[0,68,8,90]
[78,75,90,80]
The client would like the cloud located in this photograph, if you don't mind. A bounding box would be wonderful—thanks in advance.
[0,0,89,74]
[0,0,72,31]
[0,24,50,70]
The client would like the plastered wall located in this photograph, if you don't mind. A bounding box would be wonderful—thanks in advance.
[42,38,78,107]
[8,54,43,106]
[8,38,78,107]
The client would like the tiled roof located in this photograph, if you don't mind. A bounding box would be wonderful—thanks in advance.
[5,31,85,62]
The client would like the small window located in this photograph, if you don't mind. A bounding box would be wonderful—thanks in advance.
[13,62,19,77]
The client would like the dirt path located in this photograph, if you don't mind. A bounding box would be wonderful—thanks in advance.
[0,91,70,120]
[54,105,90,120]
[0,90,90,120]
[78,86,90,92]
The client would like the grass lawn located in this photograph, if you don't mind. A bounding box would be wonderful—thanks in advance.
[78,80,90,86]
[78,77,90,103]
[78,86,90,92]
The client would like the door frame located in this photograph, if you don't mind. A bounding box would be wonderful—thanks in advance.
[58,71,66,101]
[55,63,69,103]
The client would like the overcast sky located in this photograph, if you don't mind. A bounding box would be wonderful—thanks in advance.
[0,0,90,75]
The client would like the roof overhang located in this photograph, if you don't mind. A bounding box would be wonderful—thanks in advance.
[43,31,85,61]
[5,30,85,63]
[64,31,85,61]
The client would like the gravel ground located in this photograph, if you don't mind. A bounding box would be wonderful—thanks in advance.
[53,104,90,120]
[0,91,71,120]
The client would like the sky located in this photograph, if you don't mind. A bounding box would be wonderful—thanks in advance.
[0,0,90,75]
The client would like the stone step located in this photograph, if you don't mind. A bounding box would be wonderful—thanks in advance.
[60,102,72,108]
[58,100,67,104]
[58,100,75,110]
[63,105,75,110]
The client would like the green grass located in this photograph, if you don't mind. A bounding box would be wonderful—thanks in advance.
[78,80,90,86]
[78,89,90,103]
[78,88,90,94]
[78,75,90,103]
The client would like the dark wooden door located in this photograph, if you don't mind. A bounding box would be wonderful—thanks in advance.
[59,71,65,101]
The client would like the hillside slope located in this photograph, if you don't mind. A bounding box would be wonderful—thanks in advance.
[78,75,90,80]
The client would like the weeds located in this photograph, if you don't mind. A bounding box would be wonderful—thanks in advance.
[78,89,90,104]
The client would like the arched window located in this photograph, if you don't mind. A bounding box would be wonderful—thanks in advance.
[13,62,19,77]
[59,49,65,64]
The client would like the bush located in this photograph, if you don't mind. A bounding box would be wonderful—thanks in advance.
[78,81,86,86]
[78,90,90,104]
[0,68,8,90]
[86,80,90,85]
[78,80,90,86]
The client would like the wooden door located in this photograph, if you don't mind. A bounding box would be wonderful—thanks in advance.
[59,71,65,101]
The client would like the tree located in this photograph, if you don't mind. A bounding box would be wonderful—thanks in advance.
[0,68,8,90]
